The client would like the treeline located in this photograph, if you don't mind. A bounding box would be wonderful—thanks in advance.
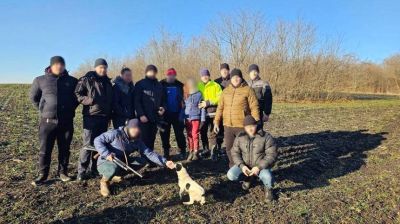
[74,12,400,101]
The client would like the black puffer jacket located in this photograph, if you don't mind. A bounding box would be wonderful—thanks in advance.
[112,76,135,119]
[247,76,273,115]
[134,77,166,122]
[231,130,277,169]
[215,75,230,90]
[30,67,78,121]
[75,71,113,117]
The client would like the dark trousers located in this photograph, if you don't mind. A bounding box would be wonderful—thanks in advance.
[140,122,158,150]
[160,113,186,154]
[38,119,73,176]
[78,116,109,175]
[112,117,129,129]
[224,126,244,167]
[200,117,223,150]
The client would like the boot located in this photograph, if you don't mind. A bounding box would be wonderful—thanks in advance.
[31,173,47,186]
[199,146,210,158]
[59,173,71,182]
[100,177,111,197]
[241,181,251,190]
[210,145,218,161]
[264,187,274,202]
[111,176,123,183]
[186,151,194,161]
[76,173,85,182]
[177,150,186,160]
[192,151,199,161]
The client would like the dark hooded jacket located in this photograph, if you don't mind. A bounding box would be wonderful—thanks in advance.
[30,67,78,121]
[247,76,273,116]
[159,79,184,114]
[215,75,230,90]
[112,76,135,119]
[134,76,166,122]
[75,71,113,117]
[231,129,277,169]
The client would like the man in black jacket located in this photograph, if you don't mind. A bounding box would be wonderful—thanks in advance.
[30,56,78,186]
[214,63,230,89]
[112,67,135,128]
[227,115,278,201]
[247,64,273,125]
[134,65,166,150]
[75,58,113,180]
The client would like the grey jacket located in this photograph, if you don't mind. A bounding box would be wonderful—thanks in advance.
[231,130,277,169]
[247,76,273,116]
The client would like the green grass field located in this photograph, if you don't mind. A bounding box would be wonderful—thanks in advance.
[0,84,399,223]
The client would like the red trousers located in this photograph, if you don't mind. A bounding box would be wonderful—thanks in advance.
[185,120,200,151]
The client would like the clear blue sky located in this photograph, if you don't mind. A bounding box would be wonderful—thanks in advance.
[0,0,399,83]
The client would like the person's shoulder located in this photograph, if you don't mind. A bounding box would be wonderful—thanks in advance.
[78,71,95,81]
[175,79,184,87]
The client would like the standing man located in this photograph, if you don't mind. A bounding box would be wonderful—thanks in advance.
[75,58,113,181]
[30,56,78,186]
[214,63,230,89]
[228,115,277,202]
[247,64,273,125]
[134,64,166,150]
[197,69,222,160]
[159,68,186,159]
[214,68,260,167]
[112,67,135,128]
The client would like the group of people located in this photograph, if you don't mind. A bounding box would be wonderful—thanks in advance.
[30,56,277,202]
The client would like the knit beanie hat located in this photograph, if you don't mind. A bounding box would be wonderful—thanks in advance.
[145,64,158,73]
[94,58,108,67]
[166,68,177,76]
[243,115,257,126]
[50,56,65,66]
[248,64,259,73]
[220,63,230,70]
[126,119,140,128]
[230,68,243,79]
[200,68,210,76]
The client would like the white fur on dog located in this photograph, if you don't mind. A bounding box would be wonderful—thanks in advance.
[175,163,205,205]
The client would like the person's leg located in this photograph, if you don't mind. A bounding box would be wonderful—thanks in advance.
[171,115,186,154]
[38,120,57,178]
[186,120,194,151]
[78,116,93,176]
[226,165,244,181]
[200,117,210,150]
[191,120,200,152]
[112,117,126,129]
[56,121,73,176]
[224,126,236,167]
[258,169,274,188]
[140,122,157,150]
[89,117,109,174]
[97,160,118,197]
[160,118,172,157]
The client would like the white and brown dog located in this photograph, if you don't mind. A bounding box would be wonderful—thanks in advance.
[175,163,205,205]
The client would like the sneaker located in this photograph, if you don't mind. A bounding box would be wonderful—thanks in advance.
[76,173,84,182]
[100,177,111,197]
[192,151,199,161]
[177,151,186,160]
[111,176,123,183]
[210,145,218,161]
[31,174,47,187]
[199,148,210,158]
[59,173,71,182]
[264,187,274,202]
[186,151,194,161]
[241,181,251,190]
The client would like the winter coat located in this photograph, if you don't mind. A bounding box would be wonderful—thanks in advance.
[197,80,222,116]
[184,91,206,122]
[30,67,78,121]
[215,75,230,90]
[134,77,166,122]
[160,79,184,114]
[231,129,277,169]
[75,71,113,117]
[247,76,273,116]
[214,82,260,128]
[112,76,135,119]
[94,127,167,166]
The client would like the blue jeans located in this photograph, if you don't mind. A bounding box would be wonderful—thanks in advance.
[98,157,147,181]
[227,165,273,188]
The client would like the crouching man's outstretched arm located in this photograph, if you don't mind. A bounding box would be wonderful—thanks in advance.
[138,142,175,169]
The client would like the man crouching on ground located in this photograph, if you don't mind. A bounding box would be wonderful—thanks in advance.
[227,115,278,202]
[94,119,175,197]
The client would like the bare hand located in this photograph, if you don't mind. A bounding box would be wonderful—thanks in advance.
[165,161,175,169]
[241,166,251,176]
[158,107,165,115]
[198,101,207,109]
[140,115,148,123]
[106,154,114,162]
[213,125,220,134]
[263,114,269,122]
[250,167,260,176]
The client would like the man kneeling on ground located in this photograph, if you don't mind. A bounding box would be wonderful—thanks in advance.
[94,119,175,197]
[227,115,278,202]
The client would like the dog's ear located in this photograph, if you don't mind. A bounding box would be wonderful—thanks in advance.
[185,183,191,190]
[176,163,182,171]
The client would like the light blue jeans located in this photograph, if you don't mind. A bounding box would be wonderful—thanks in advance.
[227,165,274,188]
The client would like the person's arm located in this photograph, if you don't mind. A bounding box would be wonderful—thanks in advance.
[213,91,225,126]
[231,137,245,168]
[134,82,145,118]
[248,88,260,121]
[75,77,93,105]
[71,78,80,109]
[263,83,273,116]
[112,86,126,117]
[94,130,118,159]
[30,77,41,109]
[138,142,167,167]
[257,135,278,169]
[209,84,222,106]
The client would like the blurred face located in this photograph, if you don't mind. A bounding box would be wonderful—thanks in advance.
[50,63,65,75]
[95,65,108,76]
[220,68,229,78]
[146,70,157,79]
[244,124,257,136]
[249,70,259,80]
[166,75,176,83]
[200,75,210,83]
[121,70,132,83]
[128,126,140,138]
[230,75,242,87]
[186,79,197,92]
